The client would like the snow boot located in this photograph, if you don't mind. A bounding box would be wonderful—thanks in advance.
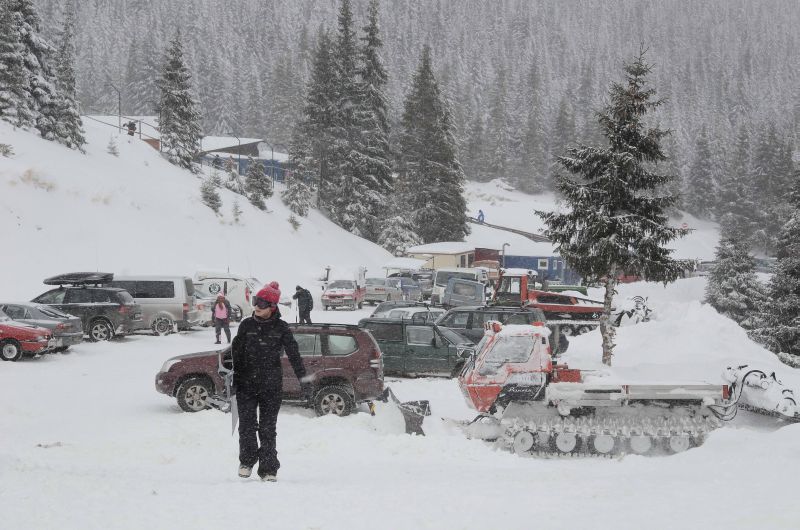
[238,465,252,478]
[260,474,277,482]
[215,340,221,345]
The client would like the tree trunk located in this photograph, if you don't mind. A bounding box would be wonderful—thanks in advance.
[599,270,618,366]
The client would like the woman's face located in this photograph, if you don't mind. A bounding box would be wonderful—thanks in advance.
[254,305,274,318]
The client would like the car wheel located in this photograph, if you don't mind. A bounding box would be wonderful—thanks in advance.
[152,316,174,336]
[577,325,593,335]
[88,319,113,342]
[53,346,69,353]
[0,339,23,362]
[323,305,329,311]
[313,385,354,417]
[176,377,212,412]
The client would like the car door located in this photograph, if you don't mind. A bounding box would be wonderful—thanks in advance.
[282,331,321,397]
[61,288,94,327]
[361,322,405,375]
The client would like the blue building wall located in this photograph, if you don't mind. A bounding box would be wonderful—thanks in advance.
[503,255,581,284]
[202,156,286,182]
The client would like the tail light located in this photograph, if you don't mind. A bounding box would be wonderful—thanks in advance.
[118,305,129,314]
[56,323,66,330]
[722,384,731,400]
[369,343,382,368]
[245,286,250,303]
[183,303,189,318]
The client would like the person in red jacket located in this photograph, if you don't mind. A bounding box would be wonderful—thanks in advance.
[231,281,312,482]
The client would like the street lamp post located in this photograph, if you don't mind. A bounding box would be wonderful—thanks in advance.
[106,81,121,130]
[502,243,510,268]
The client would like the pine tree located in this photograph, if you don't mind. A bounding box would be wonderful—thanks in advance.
[106,135,119,156]
[378,215,423,256]
[757,174,800,358]
[716,125,759,244]
[537,49,690,366]
[158,31,203,173]
[0,0,33,127]
[244,157,268,210]
[232,199,242,224]
[350,0,393,241]
[283,126,315,217]
[397,45,469,243]
[485,66,510,183]
[201,175,222,213]
[684,126,716,218]
[704,219,767,329]
[52,2,86,151]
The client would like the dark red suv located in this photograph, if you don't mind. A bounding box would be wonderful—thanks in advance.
[155,323,384,416]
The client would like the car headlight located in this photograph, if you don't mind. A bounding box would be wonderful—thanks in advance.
[160,359,180,373]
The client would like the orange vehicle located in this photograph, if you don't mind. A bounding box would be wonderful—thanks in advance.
[457,321,798,457]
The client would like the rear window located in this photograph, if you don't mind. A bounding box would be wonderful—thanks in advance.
[91,290,116,303]
[366,278,385,286]
[435,271,477,287]
[327,335,358,356]
[39,307,69,318]
[116,291,135,304]
[184,278,194,297]
[363,322,403,342]
[328,280,355,289]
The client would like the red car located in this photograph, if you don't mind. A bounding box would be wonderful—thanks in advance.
[0,308,54,361]
[321,280,366,311]
[155,323,384,415]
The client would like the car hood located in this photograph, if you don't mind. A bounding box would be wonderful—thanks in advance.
[168,348,229,362]
[325,289,354,295]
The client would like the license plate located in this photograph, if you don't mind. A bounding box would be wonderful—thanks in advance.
[49,338,63,348]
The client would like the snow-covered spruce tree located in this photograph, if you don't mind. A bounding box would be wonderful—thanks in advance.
[378,215,423,256]
[282,128,315,217]
[684,126,716,218]
[704,217,767,330]
[294,28,337,212]
[106,135,118,156]
[4,0,60,140]
[350,0,393,241]
[756,174,800,359]
[0,0,33,127]
[537,49,691,366]
[715,124,759,244]
[244,157,267,210]
[52,2,86,151]
[397,45,469,243]
[231,199,242,224]
[200,175,222,214]
[158,31,202,173]
[485,67,510,183]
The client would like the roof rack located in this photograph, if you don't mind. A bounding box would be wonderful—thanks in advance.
[43,272,114,286]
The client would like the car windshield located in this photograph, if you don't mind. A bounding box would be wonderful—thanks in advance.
[366,278,385,286]
[435,271,476,287]
[386,278,401,288]
[484,335,534,364]
[438,326,470,345]
[0,308,8,321]
[38,307,70,318]
[328,281,354,289]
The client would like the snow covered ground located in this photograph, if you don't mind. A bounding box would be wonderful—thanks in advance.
[2,121,799,529]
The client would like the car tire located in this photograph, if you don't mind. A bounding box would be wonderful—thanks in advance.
[323,305,328,311]
[577,325,593,335]
[313,385,354,417]
[0,339,23,362]
[176,377,213,412]
[53,346,70,353]
[152,316,174,336]
[88,319,114,342]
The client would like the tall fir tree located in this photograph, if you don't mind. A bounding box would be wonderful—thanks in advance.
[350,0,393,241]
[283,124,315,217]
[704,218,767,330]
[397,45,469,243]
[378,215,423,256]
[0,0,33,127]
[537,49,690,366]
[684,126,716,218]
[757,173,800,358]
[158,31,203,173]
[52,1,86,151]
[716,125,759,244]
[244,157,269,210]
[485,66,510,183]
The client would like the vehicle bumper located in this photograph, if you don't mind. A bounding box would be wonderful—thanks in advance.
[353,373,384,401]
[21,339,50,355]
[364,293,388,302]
[155,371,179,395]
[53,332,83,346]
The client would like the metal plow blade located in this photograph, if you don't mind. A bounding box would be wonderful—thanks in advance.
[380,387,431,435]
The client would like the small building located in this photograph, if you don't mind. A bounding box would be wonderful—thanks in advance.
[405,242,476,269]
[200,137,288,180]
[474,247,580,284]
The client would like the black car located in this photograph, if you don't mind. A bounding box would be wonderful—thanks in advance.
[0,302,83,352]
[31,272,143,341]
[435,305,569,354]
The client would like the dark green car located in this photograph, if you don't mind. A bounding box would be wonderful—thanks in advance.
[358,317,474,377]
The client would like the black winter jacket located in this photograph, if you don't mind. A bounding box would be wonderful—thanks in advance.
[231,310,306,393]
[292,288,314,312]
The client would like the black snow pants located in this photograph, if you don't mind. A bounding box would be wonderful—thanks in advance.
[237,384,283,476]
[214,318,231,343]
[299,309,312,325]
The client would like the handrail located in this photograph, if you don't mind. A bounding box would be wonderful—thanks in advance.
[81,114,160,143]
[467,217,550,242]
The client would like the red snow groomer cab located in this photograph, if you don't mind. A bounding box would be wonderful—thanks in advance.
[456,321,800,457]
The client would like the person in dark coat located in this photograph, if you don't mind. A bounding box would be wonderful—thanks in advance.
[126,121,136,136]
[232,281,312,482]
[292,285,314,324]
[213,294,232,344]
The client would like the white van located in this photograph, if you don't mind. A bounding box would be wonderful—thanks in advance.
[104,276,199,335]
[194,272,262,321]
[430,267,489,305]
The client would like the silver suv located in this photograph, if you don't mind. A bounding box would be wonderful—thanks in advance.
[104,276,199,335]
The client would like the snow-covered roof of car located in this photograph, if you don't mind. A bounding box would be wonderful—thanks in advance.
[406,242,475,255]
[382,257,429,271]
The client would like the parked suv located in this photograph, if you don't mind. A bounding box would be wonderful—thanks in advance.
[32,273,143,341]
[358,317,474,377]
[435,305,568,354]
[104,276,199,335]
[155,323,384,416]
